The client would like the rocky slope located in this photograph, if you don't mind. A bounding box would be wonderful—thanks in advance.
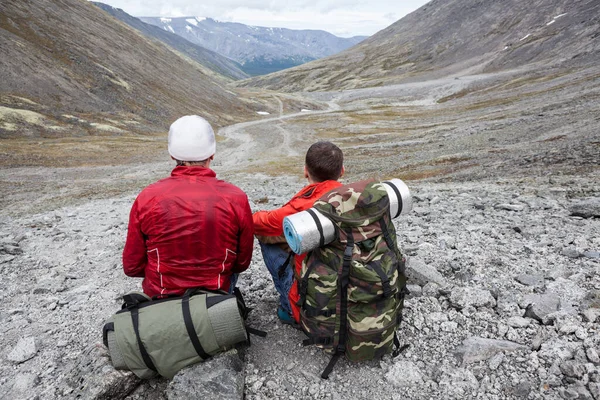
[140,16,366,76]
[0,170,598,399]
[0,0,264,138]
[92,3,249,81]
[238,0,600,91]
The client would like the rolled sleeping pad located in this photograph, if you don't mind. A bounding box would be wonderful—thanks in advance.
[283,207,337,255]
[283,179,412,254]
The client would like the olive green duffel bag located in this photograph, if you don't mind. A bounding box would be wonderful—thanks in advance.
[102,288,264,379]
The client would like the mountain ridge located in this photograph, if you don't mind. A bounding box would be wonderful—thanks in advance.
[92,2,249,81]
[0,0,268,139]
[139,16,367,76]
[238,0,600,91]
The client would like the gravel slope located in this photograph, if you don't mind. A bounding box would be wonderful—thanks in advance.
[0,69,598,399]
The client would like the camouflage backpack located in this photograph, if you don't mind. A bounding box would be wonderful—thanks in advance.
[296,179,408,378]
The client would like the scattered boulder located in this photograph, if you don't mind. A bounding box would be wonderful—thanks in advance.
[166,349,244,400]
[560,360,587,379]
[64,344,140,399]
[455,336,526,365]
[515,274,545,288]
[522,294,561,323]
[405,258,447,287]
[569,198,600,218]
[7,337,38,364]
[449,288,496,309]
[495,203,525,212]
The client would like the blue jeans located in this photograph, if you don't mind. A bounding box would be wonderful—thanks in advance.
[259,243,293,315]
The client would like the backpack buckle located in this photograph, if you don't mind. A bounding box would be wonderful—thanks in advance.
[382,281,393,298]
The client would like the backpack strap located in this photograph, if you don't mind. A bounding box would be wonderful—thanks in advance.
[297,258,317,308]
[303,303,335,317]
[379,216,401,260]
[130,307,158,372]
[122,292,151,310]
[306,208,326,248]
[321,229,353,380]
[181,292,210,360]
[302,336,333,346]
[382,181,403,219]
[277,252,294,279]
[102,322,114,347]
[368,262,393,298]
[392,332,410,357]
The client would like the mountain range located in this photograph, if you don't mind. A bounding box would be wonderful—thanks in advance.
[239,0,600,91]
[139,16,366,76]
[92,2,248,81]
[0,0,271,139]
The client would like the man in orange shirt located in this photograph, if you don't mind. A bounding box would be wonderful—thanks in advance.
[253,142,344,324]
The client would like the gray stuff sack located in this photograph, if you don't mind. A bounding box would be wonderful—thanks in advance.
[102,288,260,379]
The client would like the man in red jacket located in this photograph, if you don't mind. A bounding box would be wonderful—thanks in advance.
[123,115,253,297]
[253,141,344,324]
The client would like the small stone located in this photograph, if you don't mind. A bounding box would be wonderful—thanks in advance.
[562,248,582,259]
[560,387,580,399]
[450,288,496,309]
[455,337,525,365]
[7,337,37,363]
[405,258,447,287]
[507,316,531,328]
[385,361,424,387]
[576,327,589,340]
[12,373,40,392]
[587,348,600,364]
[488,353,504,370]
[252,380,263,391]
[405,284,422,298]
[588,382,600,400]
[523,294,561,323]
[515,274,545,288]
[569,198,600,218]
[560,360,586,379]
[495,203,525,211]
[581,309,600,323]
[531,333,545,351]
[560,324,579,334]
[265,380,277,390]
[167,350,244,400]
[512,381,531,398]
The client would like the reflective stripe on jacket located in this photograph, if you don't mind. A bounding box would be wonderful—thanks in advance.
[253,180,342,322]
[123,166,254,297]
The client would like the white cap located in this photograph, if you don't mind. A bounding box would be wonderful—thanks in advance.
[168,115,216,161]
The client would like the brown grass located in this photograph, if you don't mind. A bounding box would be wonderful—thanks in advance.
[0,134,166,168]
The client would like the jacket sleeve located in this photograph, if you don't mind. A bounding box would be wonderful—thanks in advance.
[253,202,298,237]
[232,196,254,273]
[122,199,147,277]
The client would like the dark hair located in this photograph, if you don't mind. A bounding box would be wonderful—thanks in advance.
[305,141,343,182]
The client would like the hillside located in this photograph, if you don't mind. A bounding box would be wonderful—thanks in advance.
[0,0,263,142]
[92,3,249,81]
[238,0,600,91]
[140,16,366,76]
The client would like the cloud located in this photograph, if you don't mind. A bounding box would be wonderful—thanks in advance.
[92,0,431,36]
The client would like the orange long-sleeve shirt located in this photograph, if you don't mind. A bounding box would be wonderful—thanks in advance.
[253,180,342,321]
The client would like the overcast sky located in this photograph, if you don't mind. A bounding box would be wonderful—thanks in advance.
[92,0,431,37]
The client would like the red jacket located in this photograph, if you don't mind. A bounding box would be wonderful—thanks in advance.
[253,180,342,322]
[123,166,253,297]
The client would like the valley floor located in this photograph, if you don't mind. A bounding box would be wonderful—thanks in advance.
[0,66,598,399]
